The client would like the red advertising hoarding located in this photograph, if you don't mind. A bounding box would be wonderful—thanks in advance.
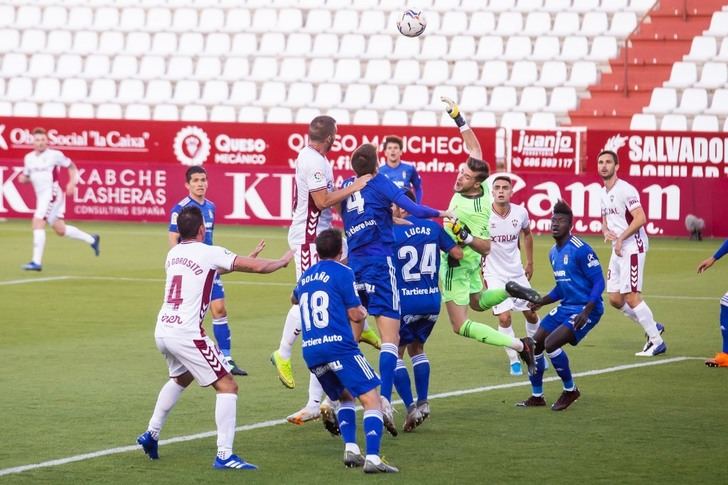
[508,128,583,174]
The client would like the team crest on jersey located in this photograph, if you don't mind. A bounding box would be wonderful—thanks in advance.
[563,254,569,265]
[512,219,519,228]
[610,195,614,203]
[173,126,211,166]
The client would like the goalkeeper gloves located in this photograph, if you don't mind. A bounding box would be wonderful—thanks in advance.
[446,218,474,245]
[441,96,467,129]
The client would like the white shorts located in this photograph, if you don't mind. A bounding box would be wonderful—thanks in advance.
[292,238,348,281]
[34,187,65,223]
[484,273,532,315]
[155,335,231,387]
[607,250,646,294]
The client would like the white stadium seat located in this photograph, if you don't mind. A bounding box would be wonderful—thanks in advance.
[560,36,589,61]
[145,80,172,104]
[278,8,304,31]
[110,55,138,80]
[488,86,518,112]
[706,89,728,115]
[695,62,728,89]
[529,112,557,128]
[198,8,225,32]
[333,59,363,84]
[258,33,286,56]
[630,113,657,130]
[220,58,249,81]
[0,5,13,28]
[180,105,208,122]
[470,111,497,127]
[428,85,459,111]
[381,110,409,126]
[370,84,400,109]
[125,104,152,120]
[72,31,98,55]
[489,0,517,13]
[257,82,287,107]
[509,61,538,87]
[238,107,265,123]
[530,36,560,61]
[67,7,93,30]
[117,79,145,103]
[673,88,708,114]
[495,12,523,35]
[97,103,123,120]
[295,107,320,124]
[200,80,229,105]
[341,84,372,109]
[194,58,222,81]
[466,11,496,35]
[331,10,359,34]
[125,32,152,55]
[524,12,551,36]
[40,102,66,118]
[460,86,488,111]
[609,12,638,37]
[46,31,72,54]
[541,0,572,13]
[0,28,20,52]
[717,38,728,61]
[68,102,95,119]
[339,34,367,58]
[267,107,293,123]
[587,36,618,61]
[363,59,392,84]
[209,106,237,122]
[326,108,350,124]
[440,11,468,35]
[450,60,479,86]
[706,11,728,37]
[33,78,61,103]
[138,56,166,80]
[97,31,124,55]
[567,61,598,88]
[545,87,578,112]
[15,6,42,29]
[447,36,476,61]
[391,35,419,60]
[205,33,231,56]
[94,7,120,31]
[552,12,580,36]
[119,7,145,31]
[352,109,379,125]
[285,33,312,57]
[580,11,608,36]
[223,8,251,32]
[304,9,332,32]
[231,33,258,56]
[60,78,88,103]
[359,10,386,34]
[691,115,719,132]
[43,6,69,28]
[659,114,687,131]
[419,60,449,86]
[229,81,257,106]
[601,0,628,13]
[571,0,599,13]
[87,79,117,103]
[515,86,547,112]
[249,57,279,81]
[153,104,179,121]
[19,30,46,54]
[146,7,172,31]
[500,112,528,128]
[685,36,717,61]
[151,32,177,55]
[250,8,278,33]
[56,54,83,78]
[418,35,448,60]
[285,82,314,108]
[536,61,568,87]
[4,53,28,77]
[166,57,193,80]
[178,32,205,55]
[14,101,39,117]
[411,110,438,126]
[663,61,697,88]
[480,60,509,87]
[502,36,532,61]
[278,58,306,82]
[474,36,504,61]
[314,83,343,108]
[398,85,428,111]
[5,77,32,101]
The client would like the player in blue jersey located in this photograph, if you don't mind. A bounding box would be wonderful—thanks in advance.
[697,239,728,368]
[378,135,423,203]
[517,200,605,411]
[391,191,463,431]
[293,229,398,473]
[169,166,264,377]
[340,143,452,435]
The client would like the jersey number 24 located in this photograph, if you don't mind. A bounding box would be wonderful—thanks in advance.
[397,243,436,282]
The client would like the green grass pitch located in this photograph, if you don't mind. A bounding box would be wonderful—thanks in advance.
[0,219,725,484]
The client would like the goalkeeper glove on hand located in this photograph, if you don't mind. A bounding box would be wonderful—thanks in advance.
[441,96,467,128]
[446,218,474,245]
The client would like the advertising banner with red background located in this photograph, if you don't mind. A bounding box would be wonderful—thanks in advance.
[508,128,583,174]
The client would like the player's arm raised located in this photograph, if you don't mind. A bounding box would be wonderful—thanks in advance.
[310,174,372,210]
[229,249,294,274]
[442,96,481,161]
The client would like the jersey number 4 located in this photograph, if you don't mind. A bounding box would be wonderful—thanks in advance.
[397,243,436,282]
[167,275,184,310]
[346,190,365,214]
[299,290,330,331]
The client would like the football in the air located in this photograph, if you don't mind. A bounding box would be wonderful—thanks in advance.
[397,9,427,37]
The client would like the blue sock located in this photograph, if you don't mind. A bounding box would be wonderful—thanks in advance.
[379,344,398,401]
[212,318,232,357]
[548,348,574,390]
[528,353,546,395]
[720,299,728,353]
[411,353,430,402]
[363,410,383,457]
[393,359,414,408]
[336,402,357,445]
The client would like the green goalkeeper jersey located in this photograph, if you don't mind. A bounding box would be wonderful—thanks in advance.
[444,186,492,267]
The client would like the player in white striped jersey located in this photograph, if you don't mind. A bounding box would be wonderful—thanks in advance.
[18,127,99,271]
[270,115,379,428]
[598,149,666,357]
[482,175,541,376]
[137,205,292,469]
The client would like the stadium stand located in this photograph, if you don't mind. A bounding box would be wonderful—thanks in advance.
[0,0,726,130]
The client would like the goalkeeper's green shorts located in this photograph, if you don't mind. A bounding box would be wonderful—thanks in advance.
[440,257,483,306]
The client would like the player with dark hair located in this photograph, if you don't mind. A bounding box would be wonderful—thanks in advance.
[293,228,398,473]
[138,206,293,469]
[168,166,261,376]
[378,135,423,203]
[341,143,452,435]
[18,127,100,271]
[392,191,463,430]
[517,200,605,411]
[697,239,728,367]
[437,98,537,372]
[598,150,666,356]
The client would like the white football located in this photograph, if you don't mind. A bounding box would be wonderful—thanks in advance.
[397,9,427,37]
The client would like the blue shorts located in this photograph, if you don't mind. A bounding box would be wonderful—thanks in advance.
[349,255,400,320]
[211,274,224,301]
[308,353,381,400]
[399,314,438,346]
[539,304,603,345]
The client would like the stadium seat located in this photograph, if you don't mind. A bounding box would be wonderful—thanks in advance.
[72,30,98,55]
[474,36,504,61]
[516,0,544,10]
[15,6,41,29]
[194,58,222,81]
[461,86,488,111]
[266,107,292,123]
[509,61,538,87]
[223,8,251,32]
[138,56,166,80]
[447,36,476,61]
[659,114,687,131]
[341,84,372,109]
[19,30,46,54]
[601,0,628,12]
[14,101,39,117]
[495,12,523,35]
[199,8,225,32]
[530,36,560,61]
[370,84,400,109]
[285,82,314,108]
[33,78,61,103]
[278,8,304,31]
[537,61,568,87]
[117,79,145,103]
[314,83,343,108]
[695,62,727,89]
[110,55,138,80]
[97,103,123,119]
[685,36,717,61]
[560,36,589,61]
[723,118,728,132]
[450,61,479,86]
[358,10,386,34]
[411,110,438,126]
[440,11,468,35]
[480,60,509,87]
[249,57,279,81]
[257,82,287,107]
[285,33,312,57]
[125,32,151,55]
[209,105,237,122]
[5,77,31,102]
[488,86,518,112]
[545,87,578,112]
[179,33,204,55]
[304,9,331,32]
[515,86,547,112]
[82,54,110,79]
[663,61,697,88]
[180,105,207,121]
[552,12,580,36]
[67,6,93,30]
[250,8,278,33]
[674,88,708,114]
[500,112,528,128]
[588,36,618,61]
[419,60,449,86]
[381,110,409,126]
[229,81,257,106]
[488,0,516,12]
[258,33,285,56]
[145,80,172,104]
[363,59,392,84]
[125,104,152,120]
[706,89,728,115]
[119,7,145,31]
[146,7,172,31]
[166,57,193,80]
[199,80,228,105]
[331,10,359,34]
[334,59,363,84]
[643,88,677,114]
[391,35,419,60]
[56,54,83,78]
[706,11,728,37]
[151,32,178,55]
[541,0,572,13]
[502,36,532,61]
[0,5,13,28]
[524,12,551,36]
[567,61,598,88]
[153,104,179,121]
[274,59,304,83]
[433,0,461,13]
[0,28,20,52]
[3,53,28,77]
[428,85,459,110]
[717,38,728,62]
[60,78,88,103]
[339,33,367,58]
[238,106,265,123]
[352,109,379,125]
[609,12,637,37]
[94,7,120,30]
[691,114,719,132]
[231,33,258,56]
[529,112,557,128]
[220,58,249,81]
[205,33,231,56]
[88,79,116,103]
[326,108,350,124]
[295,107,320,124]
[68,102,94,119]
[470,111,497,127]
[580,12,608,36]
[400,85,429,110]
[465,11,496,35]
[627,0,656,11]
[630,113,657,130]
[46,31,72,54]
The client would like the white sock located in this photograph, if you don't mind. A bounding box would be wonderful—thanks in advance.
[216,393,237,460]
[306,372,324,409]
[499,326,519,364]
[525,318,540,338]
[32,229,46,264]
[631,301,663,343]
[64,225,95,244]
[366,455,382,465]
[345,442,361,454]
[147,379,185,439]
[278,305,301,360]
[619,303,640,324]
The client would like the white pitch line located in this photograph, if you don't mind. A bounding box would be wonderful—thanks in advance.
[0,356,699,477]
[0,276,72,286]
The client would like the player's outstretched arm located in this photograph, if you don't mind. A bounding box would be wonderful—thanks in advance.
[391,191,448,220]
[310,174,372,210]
[231,249,294,274]
[442,96,482,160]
